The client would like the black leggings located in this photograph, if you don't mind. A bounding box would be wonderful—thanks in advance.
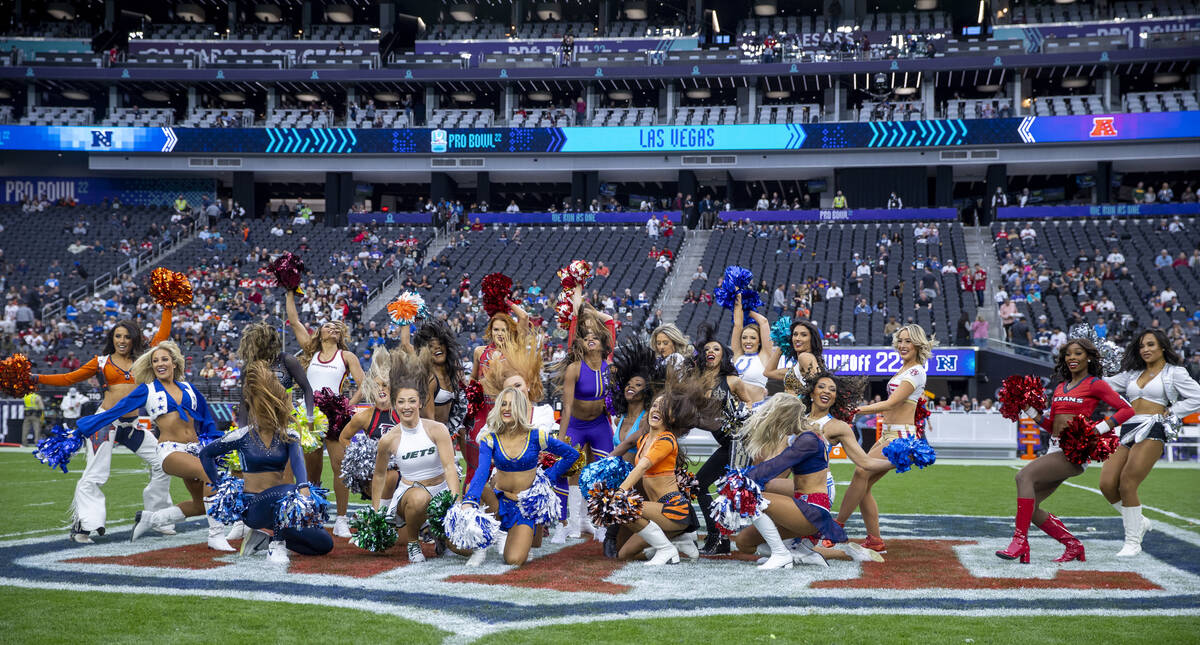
[696,441,732,534]
[244,484,334,556]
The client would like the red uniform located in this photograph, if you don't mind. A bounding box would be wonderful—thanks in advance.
[1039,376,1134,432]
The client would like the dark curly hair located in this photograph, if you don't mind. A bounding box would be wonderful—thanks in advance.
[790,319,825,367]
[1053,338,1103,384]
[610,340,663,415]
[413,319,463,390]
[801,371,867,424]
[1120,329,1182,372]
[691,323,737,378]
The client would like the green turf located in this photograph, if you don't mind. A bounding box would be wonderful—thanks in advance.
[477,614,1200,645]
[0,586,448,644]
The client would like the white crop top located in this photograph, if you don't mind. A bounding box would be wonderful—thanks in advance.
[1106,365,1200,418]
[307,350,347,394]
[887,364,927,403]
[392,421,444,480]
[734,353,768,389]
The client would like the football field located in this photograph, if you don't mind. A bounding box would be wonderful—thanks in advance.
[2,448,1198,644]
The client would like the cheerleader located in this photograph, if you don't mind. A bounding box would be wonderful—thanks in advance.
[398,320,469,441]
[733,395,890,569]
[996,338,1133,563]
[764,319,824,395]
[31,307,173,543]
[75,341,230,550]
[556,297,616,540]
[835,324,933,554]
[285,290,366,538]
[464,304,529,482]
[338,348,400,505]
[730,293,776,391]
[1102,329,1200,556]
[199,361,333,564]
[611,382,716,565]
[460,386,580,566]
[373,352,461,563]
[610,341,661,460]
[693,326,765,555]
[649,323,691,370]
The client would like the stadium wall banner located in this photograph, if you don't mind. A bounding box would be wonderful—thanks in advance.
[347,210,683,225]
[997,16,1200,51]
[415,36,697,57]
[996,203,1200,220]
[127,39,378,65]
[1,175,217,207]
[0,111,1195,154]
[719,207,957,222]
[822,347,976,377]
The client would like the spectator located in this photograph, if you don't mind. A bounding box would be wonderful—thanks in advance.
[972,263,987,307]
[1010,313,1032,355]
[1106,247,1125,265]
[646,215,659,238]
[825,282,843,300]
[831,190,848,210]
[1049,326,1067,355]
[919,267,940,300]
[991,187,1008,208]
[22,391,44,446]
[1158,182,1174,203]
[506,200,520,213]
[691,265,707,282]
[999,298,1018,338]
[854,298,873,315]
[173,194,188,214]
[971,314,989,348]
[1154,249,1172,270]
[883,316,899,340]
[574,96,586,125]
[1018,187,1031,207]
[887,192,902,209]
[1172,252,1188,268]
[1019,224,1037,242]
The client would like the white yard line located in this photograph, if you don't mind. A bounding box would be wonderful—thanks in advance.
[1007,465,1200,525]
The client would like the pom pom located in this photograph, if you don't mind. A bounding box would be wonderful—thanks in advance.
[713,266,762,313]
[387,291,427,326]
[770,317,794,359]
[1098,340,1124,377]
[268,251,306,293]
[1058,414,1099,466]
[538,450,559,470]
[709,467,769,536]
[675,467,700,502]
[289,406,328,454]
[146,267,193,308]
[274,484,330,530]
[0,353,36,397]
[1158,412,1184,442]
[463,380,485,422]
[349,507,398,553]
[481,272,513,318]
[32,424,83,473]
[204,475,247,524]
[882,436,938,474]
[586,485,644,526]
[553,292,574,328]
[557,260,593,288]
[425,489,458,539]
[445,503,501,550]
[314,388,354,437]
[579,456,634,493]
[914,398,931,438]
[998,375,1046,423]
[517,469,562,524]
[1091,432,1120,463]
[339,435,377,495]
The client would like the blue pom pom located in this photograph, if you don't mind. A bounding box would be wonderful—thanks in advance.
[32,425,84,473]
[883,437,937,474]
[445,503,501,550]
[709,467,769,536]
[274,483,330,530]
[517,469,562,524]
[579,456,634,493]
[715,266,760,313]
[196,423,222,447]
[205,475,247,524]
[911,437,937,469]
[770,316,794,358]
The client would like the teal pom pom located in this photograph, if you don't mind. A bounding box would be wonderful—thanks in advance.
[205,475,247,524]
[32,424,83,473]
[349,507,398,553]
[770,316,794,358]
[425,489,458,539]
[579,456,634,493]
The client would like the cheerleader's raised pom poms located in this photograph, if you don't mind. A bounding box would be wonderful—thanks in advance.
[0,353,36,397]
[268,251,307,293]
[557,260,593,287]
[481,272,513,317]
[579,456,634,493]
[349,507,398,553]
[425,489,458,539]
[463,380,485,422]
[710,467,769,536]
[586,485,644,526]
[713,266,763,313]
[998,375,1046,423]
[553,292,574,328]
[290,407,328,454]
[517,469,563,524]
[205,475,247,524]
[339,435,378,495]
[387,291,427,326]
[445,503,501,550]
[275,484,330,530]
[32,424,83,473]
[882,436,937,474]
[314,388,355,436]
[914,398,931,438]
[147,267,194,309]
[675,467,700,502]
[770,317,794,359]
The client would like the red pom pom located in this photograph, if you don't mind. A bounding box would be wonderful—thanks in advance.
[313,387,354,435]
[147,268,193,308]
[998,375,1046,422]
[268,252,306,293]
[1091,432,1120,462]
[557,260,592,291]
[914,398,931,438]
[538,451,558,470]
[1058,414,1099,466]
[554,292,573,328]
[463,380,484,421]
[0,353,36,396]
[481,272,513,318]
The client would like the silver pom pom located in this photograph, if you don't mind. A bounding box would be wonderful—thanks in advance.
[1067,324,1099,346]
[1158,412,1183,442]
[1098,340,1124,377]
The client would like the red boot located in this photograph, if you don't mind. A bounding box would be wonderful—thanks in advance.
[996,497,1034,564]
[1038,513,1086,563]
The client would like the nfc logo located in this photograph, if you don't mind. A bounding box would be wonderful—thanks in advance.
[90,130,113,147]
[934,355,958,372]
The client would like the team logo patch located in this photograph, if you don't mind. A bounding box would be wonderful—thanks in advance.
[3,514,1198,641]
[1089,117,1118,137]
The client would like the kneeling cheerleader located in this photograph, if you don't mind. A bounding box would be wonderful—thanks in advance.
[199,361,334,563]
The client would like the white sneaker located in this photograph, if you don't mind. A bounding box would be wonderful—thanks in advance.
[240,529,271,556]
[407,541,426,563]
[549,524,567,545]
[672,532,700,560]
[333,515,351,538]
[267,540,290,564]
[840,541,885,563]
[226,521,248,541]
[758,551,796,570]
[465,549,487,567]
[208,527,236,552]
[789,539,830,567]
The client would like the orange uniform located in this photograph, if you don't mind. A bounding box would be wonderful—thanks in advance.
[36,310,172,388]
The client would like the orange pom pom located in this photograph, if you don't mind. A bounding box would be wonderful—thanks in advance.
[147,268,193,308]
[0,353,36,396]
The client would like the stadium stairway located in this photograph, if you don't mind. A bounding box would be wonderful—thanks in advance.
[655,229,711,326]
[964,225,1004,344]
[362,229,450,321]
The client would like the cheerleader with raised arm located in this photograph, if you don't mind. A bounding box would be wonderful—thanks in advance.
[397,320,470,450]
[730,293,776,391]
[28,306,174,543]
[1102,329,1200,556]
[764,318,824,395]
[834,324,934,554]
[996,337,1133,563]
[464,304,529,482]
[75,341,231,550]
[284,290,366,538]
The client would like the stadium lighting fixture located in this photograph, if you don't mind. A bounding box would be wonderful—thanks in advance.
[894,87,917,96]
[0,89,11,99]
[1054,0,1077,4]
[219,91,247,102]
[1153,72,1181,84]
[765,90,791,99]
[754,0,778,17]
[451,91,476,102]
[254,4,282,23]
[141,90,171,102]
[61,89,90,101]
[536,3,563,21]
[295,92,321,102]
[915,0,937,9]
[374,92,400,102]
[977,1,985,24]
[449,5,476,22]
[1061,77,1088,89]
[176,4,206,23]
[528,91,553,101]
[977,84,1001,92]
[685,88,711,99]
[607,90,633,100]
[623,1,648,20]
[325,4,354,24]
[47,3,76,20]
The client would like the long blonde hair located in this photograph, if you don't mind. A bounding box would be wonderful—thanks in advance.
[237,322,282,364]
[132,340,186,384]
[242,360,295,441]
[485,386,533,437]
[893,323,936,364]
[482,329,545,402]
[651,323,691,356]
[299,320,349,368]
[738,394,815,463]
[361,346,391,406]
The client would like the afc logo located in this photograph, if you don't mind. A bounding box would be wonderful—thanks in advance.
[1089,117,1118,137]
[90,130,113,147]
[934,355,958,372]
